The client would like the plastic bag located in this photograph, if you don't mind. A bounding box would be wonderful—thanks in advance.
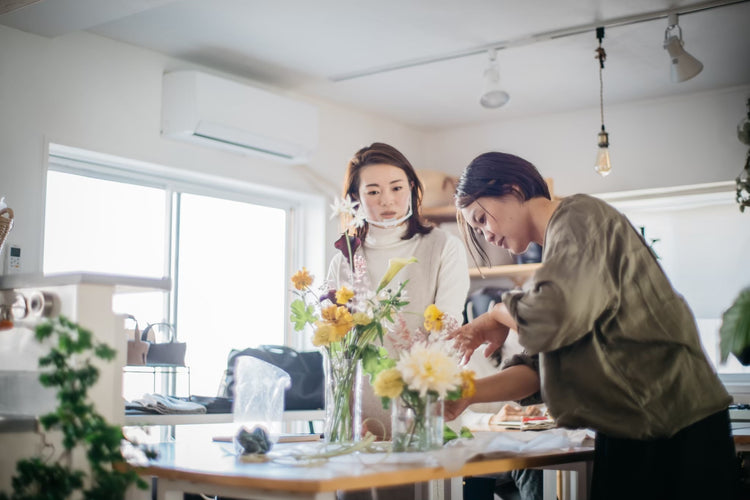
[232,356,291,454]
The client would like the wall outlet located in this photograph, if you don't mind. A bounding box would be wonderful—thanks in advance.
[5,244,21,274]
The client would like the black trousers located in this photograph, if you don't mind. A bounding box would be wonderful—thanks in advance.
[590,409,740,500]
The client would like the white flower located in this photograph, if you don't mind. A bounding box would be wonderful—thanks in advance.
[330,196,359,219]
[350,209,367,229]
[396,341,462,398]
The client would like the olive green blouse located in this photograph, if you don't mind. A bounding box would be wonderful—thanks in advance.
[503,194,731,439]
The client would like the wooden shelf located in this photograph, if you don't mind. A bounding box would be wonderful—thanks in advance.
[422,205,457,224]
[469,262,542,285]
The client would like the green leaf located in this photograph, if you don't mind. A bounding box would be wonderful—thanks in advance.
[361,345,395,379]
[289,300,316,331]
[719,287,750,363]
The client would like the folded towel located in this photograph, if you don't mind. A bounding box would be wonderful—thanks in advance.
[131,394,207,415]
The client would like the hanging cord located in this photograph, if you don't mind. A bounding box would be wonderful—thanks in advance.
[595,27,607,130]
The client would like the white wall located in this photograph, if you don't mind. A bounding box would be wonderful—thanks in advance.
[424,86,750,197]
[1,23,748,292]
[0,26,427,274]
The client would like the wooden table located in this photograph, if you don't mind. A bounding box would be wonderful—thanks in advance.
[130,437,594,500]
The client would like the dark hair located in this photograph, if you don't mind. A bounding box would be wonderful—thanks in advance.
[343,142,433,240]
[455,152,550,266]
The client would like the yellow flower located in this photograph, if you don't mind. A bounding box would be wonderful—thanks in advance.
[423,304,444,332]
[373,368,405,399]
[321,304,354,343]
[335,286,354,305]
[460,370,476,398]
[377,256,417,292]
[352,312,371,325]
[291,267,313,290]
[312,323,333,347]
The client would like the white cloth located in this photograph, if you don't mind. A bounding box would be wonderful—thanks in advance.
[131,394,206,414]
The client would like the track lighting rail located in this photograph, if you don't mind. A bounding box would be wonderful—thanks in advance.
[330,0,747,82]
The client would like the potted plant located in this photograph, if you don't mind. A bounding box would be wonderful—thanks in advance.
[0,316,148,500]
[720,287,750,365]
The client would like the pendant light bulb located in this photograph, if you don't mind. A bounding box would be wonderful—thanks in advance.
[594,128,612,177]
[593,27,611,178]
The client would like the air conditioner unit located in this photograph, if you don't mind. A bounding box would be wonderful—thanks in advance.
[161,70,318,163]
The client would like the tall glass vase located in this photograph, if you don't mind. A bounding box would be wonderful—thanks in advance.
[391,392,444,452]
[322,349,362,443]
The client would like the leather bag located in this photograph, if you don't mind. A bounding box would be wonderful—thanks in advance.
[141,322,187,366]
[222,345,324,411]
[125,315,150,366]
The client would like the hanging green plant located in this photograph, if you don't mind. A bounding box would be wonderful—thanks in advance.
[0,316,148,500]
[719,287,750,365]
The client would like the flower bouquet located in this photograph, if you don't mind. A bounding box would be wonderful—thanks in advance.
[372,305,476,452]
[290,196,416,443]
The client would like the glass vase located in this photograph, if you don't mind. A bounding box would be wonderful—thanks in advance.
[322,349,362,443]
[391,392,444,452]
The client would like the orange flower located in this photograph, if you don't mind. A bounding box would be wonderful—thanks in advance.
[291,267,313,290]
[320,304,354,342]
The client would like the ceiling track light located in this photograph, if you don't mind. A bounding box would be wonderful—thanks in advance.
[331,0,743,82]
[480,49,510,109]
[663,12,704,82]
[594,27,612,178]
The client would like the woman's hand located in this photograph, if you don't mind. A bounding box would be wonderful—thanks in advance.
[449,303,515,364]
[444,397,471,422]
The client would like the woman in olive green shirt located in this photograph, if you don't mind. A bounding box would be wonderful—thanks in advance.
[446,152,738,500]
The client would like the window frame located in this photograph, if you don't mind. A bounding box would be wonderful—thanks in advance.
[45,143,325,350]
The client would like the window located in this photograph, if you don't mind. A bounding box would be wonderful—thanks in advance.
[44,145,312,398]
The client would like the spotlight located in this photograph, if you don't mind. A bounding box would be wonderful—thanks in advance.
[663,13,703,83]
[480,49,509,109]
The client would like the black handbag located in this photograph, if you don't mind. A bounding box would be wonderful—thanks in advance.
[141,323,187,366]
[223,345,324,411]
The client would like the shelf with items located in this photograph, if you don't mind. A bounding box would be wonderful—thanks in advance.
[123,365,191,408]
[123,409,326,427]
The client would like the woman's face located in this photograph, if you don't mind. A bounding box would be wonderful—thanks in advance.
[460,194,533,255]
[357,164,412,227]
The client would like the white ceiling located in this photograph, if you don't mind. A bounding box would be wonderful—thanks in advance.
[2,0,749,131]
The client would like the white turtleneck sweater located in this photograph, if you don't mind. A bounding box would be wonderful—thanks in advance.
[327,224,470,340]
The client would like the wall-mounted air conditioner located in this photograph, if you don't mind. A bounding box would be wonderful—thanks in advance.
[161,70,318,163]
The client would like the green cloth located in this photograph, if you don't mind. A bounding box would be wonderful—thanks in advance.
[503,194,731,439]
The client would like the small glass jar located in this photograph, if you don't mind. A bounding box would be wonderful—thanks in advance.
[391,392,444,452]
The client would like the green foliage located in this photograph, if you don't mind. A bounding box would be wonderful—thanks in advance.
[289,299,316,331]
[720,287,750,363]
[361,345,394,380]
[0,316,147,500]
[442,424,474,443]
